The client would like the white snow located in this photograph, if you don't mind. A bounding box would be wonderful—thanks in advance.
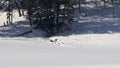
[1,1,120,68]
[0,10,26,25]
[0,36,120,68]
[0,38,120,68]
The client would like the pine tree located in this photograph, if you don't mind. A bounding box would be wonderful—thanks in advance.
[22,0,76,36]
[1,0,77,36]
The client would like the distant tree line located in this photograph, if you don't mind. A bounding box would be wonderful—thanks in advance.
[0,0,77,36]
[0,0,120,36]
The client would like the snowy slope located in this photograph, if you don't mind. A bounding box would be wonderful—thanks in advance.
[0,39,120,68]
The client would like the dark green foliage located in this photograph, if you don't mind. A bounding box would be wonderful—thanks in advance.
[22,0,76,36]
[1,0,76,36]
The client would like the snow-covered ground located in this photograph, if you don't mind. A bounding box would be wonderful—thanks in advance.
[0,38,120,68]
[1,1,120,68]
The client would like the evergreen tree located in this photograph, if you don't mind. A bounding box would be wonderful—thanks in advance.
[22,0,76,36]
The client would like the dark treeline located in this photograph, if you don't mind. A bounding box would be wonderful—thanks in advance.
[0,0,77,36]
[0,0,120,37]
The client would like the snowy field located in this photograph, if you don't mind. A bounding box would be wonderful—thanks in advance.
[1,1,120,68]
[0,38,120,68]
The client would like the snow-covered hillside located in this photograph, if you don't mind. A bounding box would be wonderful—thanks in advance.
[1,1,120,68]
[0,38,120,68]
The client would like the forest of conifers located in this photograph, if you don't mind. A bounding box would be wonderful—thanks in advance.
[0,0,120,37]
